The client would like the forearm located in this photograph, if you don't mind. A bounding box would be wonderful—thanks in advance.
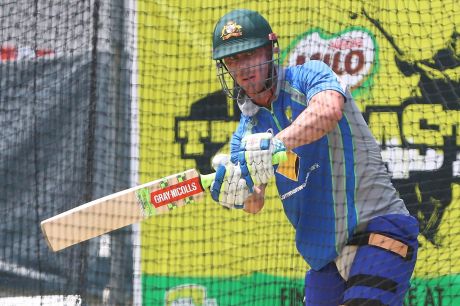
[276,90,344,150]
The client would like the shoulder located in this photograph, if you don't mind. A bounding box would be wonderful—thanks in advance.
[285,60,335,81]
[283,61,343,95]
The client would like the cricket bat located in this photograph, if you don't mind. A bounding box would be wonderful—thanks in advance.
[41,152,287,252]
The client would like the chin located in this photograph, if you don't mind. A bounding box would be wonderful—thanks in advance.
[244,85,264,95]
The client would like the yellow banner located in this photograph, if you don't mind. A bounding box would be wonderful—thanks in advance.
[137,0,460,279]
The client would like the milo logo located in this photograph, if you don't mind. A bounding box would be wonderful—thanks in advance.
[282,27,377,90]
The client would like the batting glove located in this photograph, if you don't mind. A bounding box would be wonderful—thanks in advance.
[210,155,250,209]
[238,132,286,191]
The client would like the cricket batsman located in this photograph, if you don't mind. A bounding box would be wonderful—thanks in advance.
[208,9,419,306]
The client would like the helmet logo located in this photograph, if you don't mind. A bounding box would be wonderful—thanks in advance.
[221,21,243,40]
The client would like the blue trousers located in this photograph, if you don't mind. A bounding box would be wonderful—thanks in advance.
[304,214,419,305]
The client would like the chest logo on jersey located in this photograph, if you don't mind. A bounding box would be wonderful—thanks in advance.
[284,106,293,123]
[280,163,319,200]
[276,150,299,181]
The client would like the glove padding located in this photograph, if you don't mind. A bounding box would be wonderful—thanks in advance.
[238,132,286,191]
[210,156,250,209]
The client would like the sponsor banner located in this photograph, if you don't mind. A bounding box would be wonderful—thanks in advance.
[143,274,303,306]
[142,274,460,306]
[281,27,378,93]
[138,0,460,303]
[0,45,55,61]
[406,275,460,306]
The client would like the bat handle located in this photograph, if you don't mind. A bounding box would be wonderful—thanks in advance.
[200,151,287,190]
[200,173,216,190]
[272,151,287,165]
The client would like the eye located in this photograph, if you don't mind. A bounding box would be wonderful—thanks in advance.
[224,56,239,67]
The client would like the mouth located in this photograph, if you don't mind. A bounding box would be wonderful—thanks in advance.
[241,75,256,82]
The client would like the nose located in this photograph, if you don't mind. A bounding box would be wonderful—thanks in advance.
[228,63,251,81]
[238,65,252,79]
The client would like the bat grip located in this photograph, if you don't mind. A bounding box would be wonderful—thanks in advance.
[200,151,287,190]
[272,151,287,165]
[200,173,216,190]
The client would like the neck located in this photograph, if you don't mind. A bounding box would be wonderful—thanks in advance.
[248,87,274,109]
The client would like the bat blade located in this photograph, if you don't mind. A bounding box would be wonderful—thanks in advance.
[41,169,210,252]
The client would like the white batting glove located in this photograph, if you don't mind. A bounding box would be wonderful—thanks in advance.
[210,154,250,209]
[238,133,286,191]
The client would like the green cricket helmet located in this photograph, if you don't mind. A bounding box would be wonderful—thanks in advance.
[212,9,279,101]
[212,9,275,60]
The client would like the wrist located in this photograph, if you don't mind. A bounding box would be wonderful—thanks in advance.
[273,136,288,152]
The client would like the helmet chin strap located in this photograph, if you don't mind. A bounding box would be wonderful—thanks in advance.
[255,86,275,107]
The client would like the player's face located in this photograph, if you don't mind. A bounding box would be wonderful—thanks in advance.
[223,46,271,95]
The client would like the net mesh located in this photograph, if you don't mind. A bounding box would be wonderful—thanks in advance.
[0,0,459,305]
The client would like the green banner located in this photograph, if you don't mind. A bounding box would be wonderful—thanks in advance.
[143,274,460,306]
